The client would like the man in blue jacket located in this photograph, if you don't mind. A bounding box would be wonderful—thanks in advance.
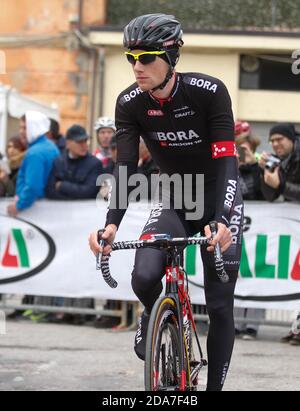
[46,125,103,200]
[7,111,59,216]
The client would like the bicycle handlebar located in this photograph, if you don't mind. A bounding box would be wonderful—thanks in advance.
[96,221,229,288]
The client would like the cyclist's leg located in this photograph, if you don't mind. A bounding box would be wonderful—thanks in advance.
[131,204,191,313]
[202,272,238,391]
[200,189,244,391]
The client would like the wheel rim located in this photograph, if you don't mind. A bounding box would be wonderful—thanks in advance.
[152,313,181,390]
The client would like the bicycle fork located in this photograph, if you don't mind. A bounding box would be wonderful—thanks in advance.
[165,255,188,390]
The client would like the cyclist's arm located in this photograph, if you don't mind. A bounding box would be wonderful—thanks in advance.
[105,98,140,229]
[208,81,239,227]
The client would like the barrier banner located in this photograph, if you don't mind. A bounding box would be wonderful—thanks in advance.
[0,199,300,309]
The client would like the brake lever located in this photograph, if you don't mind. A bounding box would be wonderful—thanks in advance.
[96,229,106,270]
[209,221,229,284]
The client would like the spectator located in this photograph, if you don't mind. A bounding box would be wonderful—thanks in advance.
[7,111,59,217]
[99,135,117,201]
[234,307,265,341]
[260,123,300,202]
[235,126,264,201]
[281,313,300,346]
[46,125,103,200]
[0,137,27,197]
[93,117,116,173]
[46,125,103,325]
[234,120,265,339]
[46,118,66,153]
[235,120,261,161]
[18,115,28,149]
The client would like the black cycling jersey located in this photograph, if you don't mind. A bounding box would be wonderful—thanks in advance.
[106,72,239,229]
[105,72,244,391]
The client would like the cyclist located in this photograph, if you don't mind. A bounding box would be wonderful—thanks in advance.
[89,14,243,391]
[93,116,116,173]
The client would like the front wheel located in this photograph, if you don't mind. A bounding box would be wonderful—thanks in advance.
[144,297,186,391]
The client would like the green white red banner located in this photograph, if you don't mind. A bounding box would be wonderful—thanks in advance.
[0,199,299,309]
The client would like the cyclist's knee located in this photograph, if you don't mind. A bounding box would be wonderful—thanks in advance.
[206,298,233,322]
[205,280,236,321]
[131,266,162,292]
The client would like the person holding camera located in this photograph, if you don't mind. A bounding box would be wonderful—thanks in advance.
[236,126,264,201]
[259,123,300,202]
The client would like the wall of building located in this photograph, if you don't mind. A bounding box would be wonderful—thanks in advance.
[91,30,300,146]
[0,0,107,136]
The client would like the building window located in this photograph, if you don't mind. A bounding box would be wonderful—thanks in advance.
[240,54,300,92]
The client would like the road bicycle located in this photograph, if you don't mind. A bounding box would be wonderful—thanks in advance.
[97,221,228,391]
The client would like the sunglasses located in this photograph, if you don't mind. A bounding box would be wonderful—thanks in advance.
[125,51,166,66]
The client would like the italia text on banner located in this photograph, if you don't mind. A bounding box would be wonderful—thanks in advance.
[0,199,300,309]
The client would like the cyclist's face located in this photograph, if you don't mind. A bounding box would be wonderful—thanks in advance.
[130,49,169,91]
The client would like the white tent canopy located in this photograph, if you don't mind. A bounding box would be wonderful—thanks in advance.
[0,84,59,154]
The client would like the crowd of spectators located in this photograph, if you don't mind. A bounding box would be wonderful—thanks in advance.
[0,110,159,329]
[1,112,299,343]
[235,120,300,345]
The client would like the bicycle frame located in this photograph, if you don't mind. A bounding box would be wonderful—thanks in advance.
[97,221,224,390]
[164,248,206,390]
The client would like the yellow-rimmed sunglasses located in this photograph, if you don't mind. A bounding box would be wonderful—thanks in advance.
[125,51,166,66]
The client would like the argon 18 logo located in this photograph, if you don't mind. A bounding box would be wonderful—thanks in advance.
[148,130,202,147]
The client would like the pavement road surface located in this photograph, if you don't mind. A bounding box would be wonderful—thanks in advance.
[0,320,299,391]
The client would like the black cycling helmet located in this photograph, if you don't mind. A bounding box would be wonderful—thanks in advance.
[124,14,184,91]
[124,13,183,51]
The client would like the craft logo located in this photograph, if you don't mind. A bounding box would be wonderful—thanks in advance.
[0,216,56,284]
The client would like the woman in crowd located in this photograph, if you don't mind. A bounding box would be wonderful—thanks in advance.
[0,136,27,197]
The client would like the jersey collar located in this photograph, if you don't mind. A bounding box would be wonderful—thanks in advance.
[149,73,180,108]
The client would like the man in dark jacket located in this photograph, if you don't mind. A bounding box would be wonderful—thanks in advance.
[260,123,300,202]
[46,125,103,199]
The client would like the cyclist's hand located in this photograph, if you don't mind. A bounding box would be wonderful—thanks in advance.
[205,222,232,253]
[88,224,117,256]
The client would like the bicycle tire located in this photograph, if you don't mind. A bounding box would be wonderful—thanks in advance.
[144,296,186,391]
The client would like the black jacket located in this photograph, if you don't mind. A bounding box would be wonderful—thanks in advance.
[46,151,103,200]
[239,163,264,201]
[261,137,300,202]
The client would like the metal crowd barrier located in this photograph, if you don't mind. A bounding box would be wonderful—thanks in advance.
[0,294,295,329]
